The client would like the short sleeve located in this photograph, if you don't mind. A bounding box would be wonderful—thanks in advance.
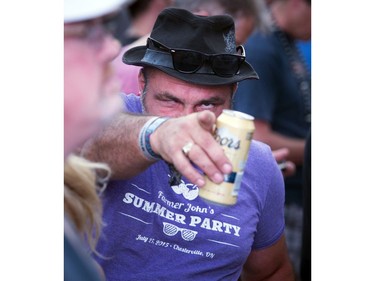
[121,93,143,114]
[251,144,285,249]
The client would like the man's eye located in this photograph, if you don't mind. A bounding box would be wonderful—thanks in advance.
[158,98,180,107]
[200,103,214,108]
[163,99,178,104]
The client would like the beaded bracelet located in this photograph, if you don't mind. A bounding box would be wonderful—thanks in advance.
[139,116,170,161]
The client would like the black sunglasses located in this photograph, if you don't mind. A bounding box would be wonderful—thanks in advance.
[147,37,246,77]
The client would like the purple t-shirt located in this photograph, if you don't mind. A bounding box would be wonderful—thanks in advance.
[95,94,285,281]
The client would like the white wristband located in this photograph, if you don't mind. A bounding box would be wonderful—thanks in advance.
[139,116,170,161]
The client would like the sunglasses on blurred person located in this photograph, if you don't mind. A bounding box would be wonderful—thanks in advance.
[64,12,122,46]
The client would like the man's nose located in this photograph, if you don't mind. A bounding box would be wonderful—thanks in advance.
[178,107,195,117]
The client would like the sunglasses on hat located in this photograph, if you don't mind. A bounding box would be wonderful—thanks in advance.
[147,37,246,77]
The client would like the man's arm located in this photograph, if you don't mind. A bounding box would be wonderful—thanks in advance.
[82,111,232,187]
[241,235,295,281]
[82,112,153,179]
[253,120,305,165]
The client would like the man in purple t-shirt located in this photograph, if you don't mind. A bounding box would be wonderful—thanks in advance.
[88,8,294,281]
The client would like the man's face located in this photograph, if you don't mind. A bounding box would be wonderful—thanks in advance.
[64,20,122,156]
[139,69,234,118]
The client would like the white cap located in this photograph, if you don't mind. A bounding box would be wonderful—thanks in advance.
[64,0,134,23]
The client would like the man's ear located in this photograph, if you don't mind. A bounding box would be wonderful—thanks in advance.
[138,68,146,94]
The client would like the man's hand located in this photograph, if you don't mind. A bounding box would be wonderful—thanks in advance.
[150,110,232,187]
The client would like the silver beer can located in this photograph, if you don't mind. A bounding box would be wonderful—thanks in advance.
[199,109,255,205]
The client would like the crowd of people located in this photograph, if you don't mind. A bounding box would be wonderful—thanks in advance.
[233,0,311,277]
[64,0,311,280]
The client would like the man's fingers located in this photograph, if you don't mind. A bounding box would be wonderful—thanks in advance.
[281,161,296,177]
[190,111,233,176]
[186,144,225,184]
[150,111,233,185]
[172,152,206,188]
[197,110,216,132]
[272,148,289,163]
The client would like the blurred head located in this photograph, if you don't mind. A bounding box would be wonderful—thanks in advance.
[128,0,174,19]
[271,0,311,40]
[174,0,271,44]
[64,0,132,158]
[125,0,175,41]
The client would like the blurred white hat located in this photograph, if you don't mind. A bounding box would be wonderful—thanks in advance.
[64,0,134,23]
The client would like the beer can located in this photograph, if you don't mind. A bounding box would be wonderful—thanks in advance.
[199,109,255,205]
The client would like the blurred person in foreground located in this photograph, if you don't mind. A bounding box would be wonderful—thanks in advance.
[64,0,133,279]
[84,8,295,281]
[64,155,111,280]
[233,0,311,277]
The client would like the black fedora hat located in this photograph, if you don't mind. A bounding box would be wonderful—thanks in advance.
[123,7,259,86]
